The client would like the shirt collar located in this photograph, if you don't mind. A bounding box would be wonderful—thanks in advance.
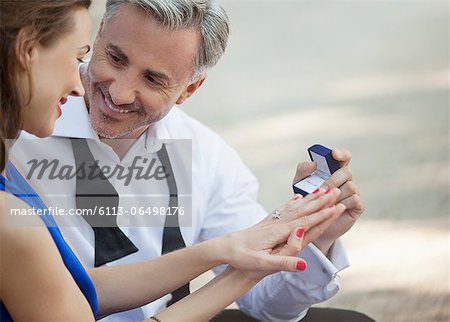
[52,96,98,141]
[143,108,176,153]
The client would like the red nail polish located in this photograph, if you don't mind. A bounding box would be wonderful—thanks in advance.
[293,194,301,200]
[296,261,307,271]
[296,228,305,238]
[328,204,335,208]
[325,188,332,194]
[313,188,320,194]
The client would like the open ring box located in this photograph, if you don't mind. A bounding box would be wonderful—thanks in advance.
[293,144,341,196]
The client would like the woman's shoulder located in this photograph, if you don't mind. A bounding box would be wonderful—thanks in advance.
[0,191,95,320]
[0,190,46,229]
[0,189,54,266]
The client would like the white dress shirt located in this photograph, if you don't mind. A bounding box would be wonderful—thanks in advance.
[12,96,349,322]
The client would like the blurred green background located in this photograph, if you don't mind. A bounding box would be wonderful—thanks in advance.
[90,1,449,321]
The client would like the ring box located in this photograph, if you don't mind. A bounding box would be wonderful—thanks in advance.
[293,144,340,196]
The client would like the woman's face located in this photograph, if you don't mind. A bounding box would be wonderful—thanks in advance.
[21,8,92,137]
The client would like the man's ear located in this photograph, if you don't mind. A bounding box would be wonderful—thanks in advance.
[176,75,206,105]
[95,19,105,41]
[15,27,37,70]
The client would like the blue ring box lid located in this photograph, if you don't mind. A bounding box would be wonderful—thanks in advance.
[308,144,340,175]
[292,144,341,196]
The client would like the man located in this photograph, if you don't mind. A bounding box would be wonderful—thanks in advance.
[13,0,369,321]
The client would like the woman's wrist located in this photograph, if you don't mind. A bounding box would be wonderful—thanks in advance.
[211,232,243,267]
[197,236,230,267]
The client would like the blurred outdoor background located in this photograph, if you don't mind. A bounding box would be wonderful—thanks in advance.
[91,1,449,321]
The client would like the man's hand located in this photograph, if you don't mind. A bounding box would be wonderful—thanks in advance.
[293,148,365,255]
[222,189,346,280]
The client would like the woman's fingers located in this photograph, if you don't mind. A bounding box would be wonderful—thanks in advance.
[257,253,307,273]
[289,199,345,231]
[283,189,340,230]
[261,188,342,247]
[295,188,341,215]
[276,203,346,255]
[247,227,307,274]
[280,188,341,222]
[278,227,305,257]
[262,188,335,225]
[284,187,324,211]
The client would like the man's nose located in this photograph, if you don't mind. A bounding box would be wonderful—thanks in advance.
[109,76,137,106]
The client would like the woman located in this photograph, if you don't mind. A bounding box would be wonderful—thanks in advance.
[0,1,345,321]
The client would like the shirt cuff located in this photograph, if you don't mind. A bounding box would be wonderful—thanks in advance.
[293,239,350,286]
[327,238,350,271]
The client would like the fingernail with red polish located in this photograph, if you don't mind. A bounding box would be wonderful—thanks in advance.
[325,188,332,194]
[296,228,305,238]
[328,204,335,208]
[313,188,320,194]
[296,261,307,271]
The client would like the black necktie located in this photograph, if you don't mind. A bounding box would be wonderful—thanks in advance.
[157,144,190,305]
[71,138,138,267]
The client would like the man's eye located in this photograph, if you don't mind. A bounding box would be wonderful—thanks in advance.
[109,52,121,63]
[146,75,156,83]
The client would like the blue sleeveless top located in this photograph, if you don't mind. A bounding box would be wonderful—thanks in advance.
[0,162,98,321]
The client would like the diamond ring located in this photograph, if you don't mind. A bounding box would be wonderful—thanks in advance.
[272,209,282,220]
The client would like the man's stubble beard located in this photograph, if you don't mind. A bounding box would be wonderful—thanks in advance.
[89,99,170,140]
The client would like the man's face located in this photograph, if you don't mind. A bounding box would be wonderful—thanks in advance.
[84,3,203,139]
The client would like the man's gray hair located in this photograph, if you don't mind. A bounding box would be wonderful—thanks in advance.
[104,0,230,81]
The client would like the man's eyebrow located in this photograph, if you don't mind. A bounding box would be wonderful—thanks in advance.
[106,43,129,63]
[106,43,172,84]
[144,68,171,84]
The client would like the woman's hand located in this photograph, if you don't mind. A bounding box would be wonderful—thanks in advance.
[220,188,346,279]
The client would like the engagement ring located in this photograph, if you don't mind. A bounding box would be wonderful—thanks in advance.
[272,209,282,220]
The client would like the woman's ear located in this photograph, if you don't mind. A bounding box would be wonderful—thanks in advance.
[15,27,37,70]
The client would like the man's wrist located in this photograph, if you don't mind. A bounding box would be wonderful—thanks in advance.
[313,239,335,258]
